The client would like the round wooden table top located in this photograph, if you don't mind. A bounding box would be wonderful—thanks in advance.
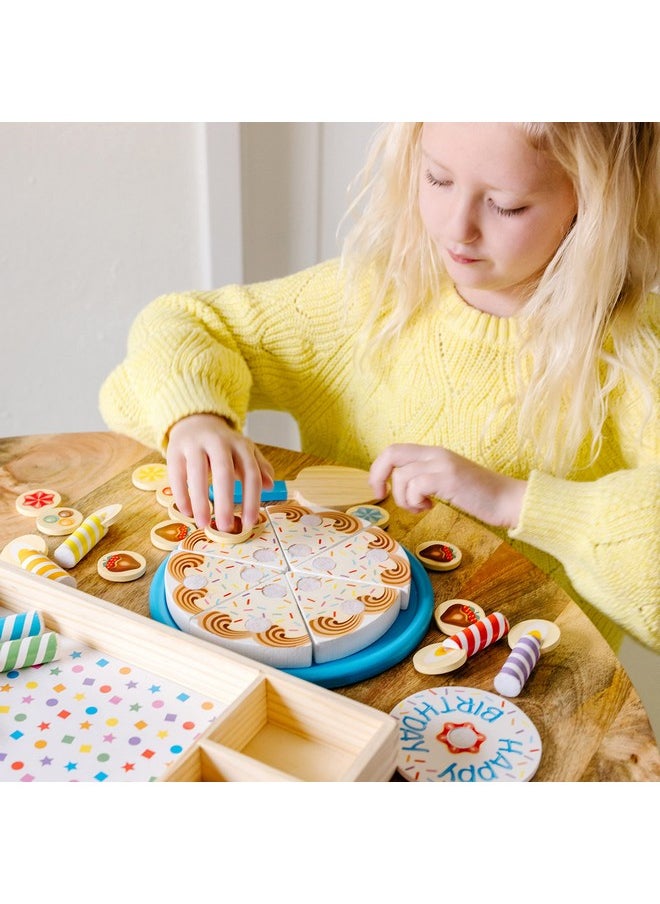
[1,430,658,781]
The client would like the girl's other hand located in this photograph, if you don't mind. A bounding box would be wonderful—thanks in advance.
[166,414,275,531]
[369,443,526,530]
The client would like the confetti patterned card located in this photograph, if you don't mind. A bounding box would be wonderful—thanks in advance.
[0,635,224,782]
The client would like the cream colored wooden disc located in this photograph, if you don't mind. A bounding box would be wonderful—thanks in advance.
[97,550,147,582]
[508,619,561,653]
[434,599,486,634]
[413,642,467,675]
[204,512,266,545]
[151,520,194,551]
[156,485,175,507]
[16,489,62,516]
[36,506,84,536]
[167,501,203,526]
[1,534,48,564]
[416,540,462,572]
[131,463,169,491]
[346,504,390,529]
[90,503,123,528]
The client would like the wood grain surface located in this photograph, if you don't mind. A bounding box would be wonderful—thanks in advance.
[1,430,658,782]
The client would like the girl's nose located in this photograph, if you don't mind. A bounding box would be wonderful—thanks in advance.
[447,196,480,245]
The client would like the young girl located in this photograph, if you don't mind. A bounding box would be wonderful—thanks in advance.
[100,122,659,655]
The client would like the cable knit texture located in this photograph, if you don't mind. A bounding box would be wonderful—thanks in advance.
[99,258,660,653]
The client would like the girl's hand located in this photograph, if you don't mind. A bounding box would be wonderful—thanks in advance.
[166,414,275,531]
[369,443,526,530]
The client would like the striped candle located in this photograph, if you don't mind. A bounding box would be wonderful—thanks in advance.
[0,609,45,642]
[443,611,509,657]
[494,630,543,697]
[17,548,77,587]
[53,514,107,568]
[0,631,60,672]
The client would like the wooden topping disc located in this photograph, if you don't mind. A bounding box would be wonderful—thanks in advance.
[204,511,266,545]
[131,462,169,491]
[415,540,462,572]
[90,503,123,527]
[346,504,390,529]
[151,519,194,551]
[434,599,486,634]
[508,618,561,653]
[36,506,84,536]
[413,642,467,675]
[16,489,62,516]
[1,534,48,564]
[167,501,203,526]
[156,485,175,507]
[97,550,147,582]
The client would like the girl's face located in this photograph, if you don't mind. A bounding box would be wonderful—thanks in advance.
[419,122,577,316]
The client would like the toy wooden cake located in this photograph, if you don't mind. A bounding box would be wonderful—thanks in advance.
[163,502,412,668]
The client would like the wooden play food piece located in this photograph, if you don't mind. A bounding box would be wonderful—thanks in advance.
[204,510,267,545]
[1,533,47,563]
[151,519,194,551]
[156,485,175,507]
[443,611,509,658]
[434,598,485,634]
[346,504,390,528]
[15,489,62,516]
[36,506,84,536]
[507,618,561,653]
[494,630,543,698]
[231,465,384,511]
[0,631,61,672]
[0,608,45,642]
[164,502,411,669]
[53,503,122,569]
[413,642,467,675]
[415,540,462,571]
[97,550,147,582]
[131,462,169,491]
[168,500,206,526]
[1,535,77,587]
[390,686,543,782]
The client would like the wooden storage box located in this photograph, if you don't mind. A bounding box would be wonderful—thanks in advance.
[0,561,398,782]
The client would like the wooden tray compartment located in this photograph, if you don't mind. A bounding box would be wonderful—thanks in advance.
[0,561,397,782]
[164,673,396,782]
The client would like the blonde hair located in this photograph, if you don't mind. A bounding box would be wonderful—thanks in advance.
[341,122,659,475]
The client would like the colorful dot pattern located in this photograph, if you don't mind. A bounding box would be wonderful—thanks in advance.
[0,635,223,782]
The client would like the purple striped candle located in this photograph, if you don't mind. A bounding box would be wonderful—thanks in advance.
[494,630,543,697]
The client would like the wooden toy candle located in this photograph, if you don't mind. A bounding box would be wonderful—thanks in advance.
[0,608,45,642]
[494,630,543,697]
[53,504,122,568]
[18,548,77,587]
[442,611,510,658]
[0,631,60,672]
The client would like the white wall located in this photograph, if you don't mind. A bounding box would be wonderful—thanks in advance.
[0,123,240,436]
[0,122,657,742]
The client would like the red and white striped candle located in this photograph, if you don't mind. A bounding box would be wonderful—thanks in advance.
[442,611,509,657]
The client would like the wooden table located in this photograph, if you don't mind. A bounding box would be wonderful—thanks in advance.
[1,430,658,781]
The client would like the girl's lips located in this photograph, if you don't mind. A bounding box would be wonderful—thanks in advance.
[448,249,481,264]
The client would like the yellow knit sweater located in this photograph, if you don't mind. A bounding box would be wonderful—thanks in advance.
[99,259,660,653]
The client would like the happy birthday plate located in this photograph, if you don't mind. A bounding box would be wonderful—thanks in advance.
[389,686,542,782]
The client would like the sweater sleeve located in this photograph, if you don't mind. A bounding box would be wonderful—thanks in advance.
[509,465,660,652]
[99,261,338,454]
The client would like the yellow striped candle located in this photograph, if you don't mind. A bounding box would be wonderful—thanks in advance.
[0,631,60,672]
[53,514,107,568]
[18,548,77,587]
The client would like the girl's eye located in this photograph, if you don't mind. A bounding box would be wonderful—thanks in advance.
[425,170,450,188]
[488,199,526,217]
